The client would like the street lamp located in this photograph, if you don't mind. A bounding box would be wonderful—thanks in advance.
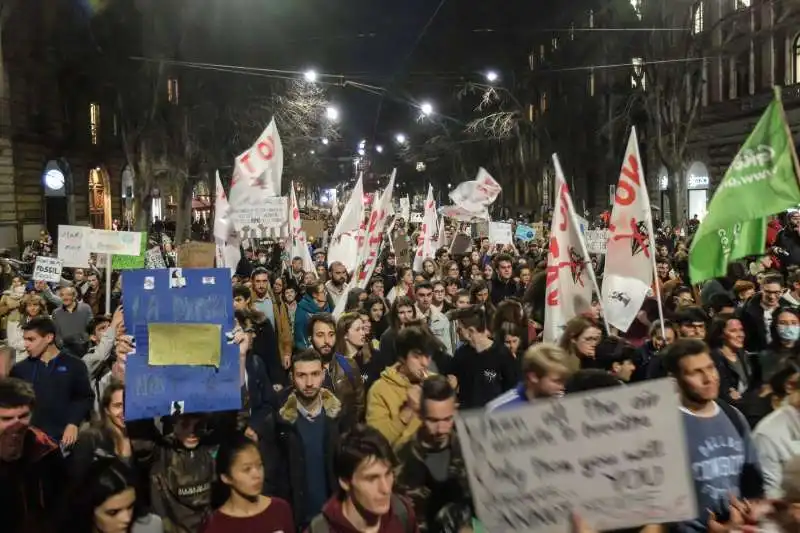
[325,106,339,121]
[486,70,499,83]
[358,148,366,156]
[304,69,318,83]
[395,133,407,144]
[420,102,434,116]
[376,145,384,153]
[321,138,329,145]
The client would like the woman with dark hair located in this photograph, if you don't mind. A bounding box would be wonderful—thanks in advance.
[60,457,163,533]
[496,322,526,359]
[201,434,293,533]
[757,307,800,385]
[706,313,754,406]
[364,294,389,340]
[335,312,376,390]
[344,287,367,313]
[558,317,605,373]
[386,266,414,304]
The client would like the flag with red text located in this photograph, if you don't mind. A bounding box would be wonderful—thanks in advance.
[602,128,656,332]
[228,118,284,232]
[413,185,436,271]
[544,155,600,342]
[289,182,315,275]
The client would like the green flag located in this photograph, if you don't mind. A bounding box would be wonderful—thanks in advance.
[689,88,800,283]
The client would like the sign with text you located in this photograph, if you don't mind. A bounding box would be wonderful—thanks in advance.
[457,379,696,533]
[122,268,240,420]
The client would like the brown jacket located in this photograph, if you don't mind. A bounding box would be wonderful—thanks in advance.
[328,353,366,429]
[273,300,293,362]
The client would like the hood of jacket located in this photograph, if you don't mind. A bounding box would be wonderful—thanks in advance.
[298,293,328,314]
[378,363,414,390]
[319,494,411,533]
[279,387,342,424]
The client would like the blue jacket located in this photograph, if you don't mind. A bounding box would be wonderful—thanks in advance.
[485,383,528,413]
[293,294,332,351]
[11,352,94,440]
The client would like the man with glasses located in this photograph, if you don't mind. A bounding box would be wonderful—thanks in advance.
[739,273,784,353]
[675,307,709,339]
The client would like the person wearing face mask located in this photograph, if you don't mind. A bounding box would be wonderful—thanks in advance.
[756,307,800,386]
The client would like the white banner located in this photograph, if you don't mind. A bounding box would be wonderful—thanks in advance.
[489,222,513,245]
[457,379,696,533]
[543,155,601,342]
[86,229,142,256]
[400,196,410,222]
[33,256,63,283]
[602,127,656,333]
[585,230,609,255]
[413,186,436,271]
[57,225,90,268]
[228,118,284,232]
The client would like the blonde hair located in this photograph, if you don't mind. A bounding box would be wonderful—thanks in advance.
[521,343,571,378]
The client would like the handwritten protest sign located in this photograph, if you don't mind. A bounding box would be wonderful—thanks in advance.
[122,268,239,420]
[87,229,142,256]
[57,225,90,268]
[456,379,696,533]
[177,242,216,268]
[33,256,63,283]
[585,229,609,255]
[112,232,147,270]
[145,247,166,269]
[489,222,513,245]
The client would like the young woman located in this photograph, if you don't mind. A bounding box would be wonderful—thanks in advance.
[706,313,752,405]
[7,293,49,361]
[335,312,379,389]
[386,266,414,304]
[61,457,163,533]
[558,317,604,373]
[497,322,526,359]
[201,434,294,533]
[421,258,439,281]
[344,287,367,312]
[364,294,389,340]
[757,307,800,385]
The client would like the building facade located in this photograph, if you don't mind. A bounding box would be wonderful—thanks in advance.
[0,1,126,252]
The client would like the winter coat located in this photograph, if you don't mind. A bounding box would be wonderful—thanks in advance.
[306,494,418,533]
[366,364,421,449]
[0,289,23,329]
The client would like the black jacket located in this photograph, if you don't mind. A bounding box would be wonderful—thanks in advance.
[737,296,772,353]
[276,389,342,529]
[252,318,285,387]
[10,352,94,441]
[490,275,520,305]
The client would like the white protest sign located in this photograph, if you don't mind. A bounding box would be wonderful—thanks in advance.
[84,229,142,256]
[145,247,167,269]
[33,256,63,283]
[456,379,696,533]
[489,222,513,245]
[57,225,90,268]
[585,229,609,255]
[230,196,288,229]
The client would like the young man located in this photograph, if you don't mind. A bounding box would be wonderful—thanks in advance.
[326,261,348,309]
[414,281,454,356]
[595,337,637,383]
[309,313,365,428]
[250,267,277,330]
[278,349,342,529]
[367,324,434,449]
[490,253,520,305]
[449,305,519,409]
[10,316,93,445]
[0,377,66,533]
[308,424,418,533]
[486,343,571,411]
[664,339,766,532]
[739,272,784,352]
[294,281,332,351]
[395,375,471,532]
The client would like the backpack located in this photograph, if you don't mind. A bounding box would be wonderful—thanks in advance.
[308,494,411,533]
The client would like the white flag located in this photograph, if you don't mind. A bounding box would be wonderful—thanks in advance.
[289,182,316,275]
[413,185,436,272]
[213,171,241,275]
[543,155,602,342]
[328,174,365,272]
[228,118,284,231]
[449,167,501,213]
[602,128,656,332]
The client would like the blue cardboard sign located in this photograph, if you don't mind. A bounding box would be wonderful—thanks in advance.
[515,224,536,242]
[122,268,240,420]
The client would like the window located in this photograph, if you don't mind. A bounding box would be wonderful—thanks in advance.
[570,23,575,41]
[540,91,548,112]
[693,2,704,34]
[632,58,646,89]
[529,52,536,71]
[539,44,546,62]
[89,103,100,145]
[794,34,800,84]
[589,69,595,96]
[167,78,179,104]
[736,0,751,9]
[589,9,594,29]
[552,37,559,51]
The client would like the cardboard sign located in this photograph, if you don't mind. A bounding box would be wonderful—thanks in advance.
[145,247,167,269]
[33,256,63,283]
[456,379,696,533]
[122,268,239,420]
[177,242,216,268]
[585,229,610,255]
[111,232,147,270]
[57,225,90,268]
[489,222,513,245]
[230,196,287,228]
